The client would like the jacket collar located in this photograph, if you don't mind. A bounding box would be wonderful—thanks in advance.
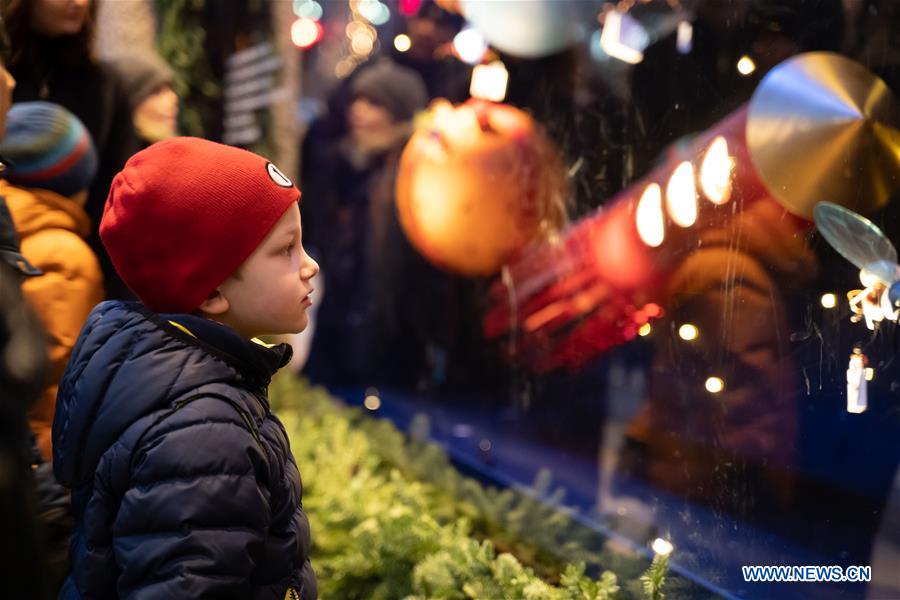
[162,313,292,392]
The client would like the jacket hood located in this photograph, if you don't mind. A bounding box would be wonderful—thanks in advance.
[52,301,290,487]
[1,181,90,239]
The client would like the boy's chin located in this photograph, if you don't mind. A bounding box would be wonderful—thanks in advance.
[246,318,308,338]
[259,311,309,336]
[287,315,309,335]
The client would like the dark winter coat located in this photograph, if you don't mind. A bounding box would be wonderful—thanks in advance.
[52,301,316,599]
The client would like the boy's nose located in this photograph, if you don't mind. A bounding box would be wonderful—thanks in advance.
[301,255,319,280]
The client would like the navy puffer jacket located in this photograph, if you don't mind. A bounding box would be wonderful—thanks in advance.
[52,301,316,599]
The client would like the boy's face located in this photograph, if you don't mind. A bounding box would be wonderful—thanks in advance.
[213,202,319,338]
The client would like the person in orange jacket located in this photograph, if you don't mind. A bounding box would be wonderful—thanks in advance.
[1,101,102,461]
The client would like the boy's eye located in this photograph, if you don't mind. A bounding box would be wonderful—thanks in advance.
[282,242,295,256]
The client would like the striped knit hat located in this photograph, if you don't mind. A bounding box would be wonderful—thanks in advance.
[0,102,98,197]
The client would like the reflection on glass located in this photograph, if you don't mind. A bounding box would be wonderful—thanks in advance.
[677,323,699,341]
[699,136,733,205]
[665,161,697,227]
[704,376,724,393]
[652,537,674,556]
[737,55,756,75]
[364,394,381,411]
[636,183,664,247]
[296,9,900,597]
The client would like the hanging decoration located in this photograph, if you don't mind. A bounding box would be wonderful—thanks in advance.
[483,53,900,372]
[459,0,597,58]
[846,348,874,414]
[483,108,757,372]
[395,99,567,277]
[814,202,900,331]
[747,52,900,219]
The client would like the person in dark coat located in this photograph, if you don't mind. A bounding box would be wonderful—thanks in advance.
[303,59,438,387]
[0,19,55,595]
[52,138,319,598]
[0,199,53,600]
[2,0,140,299]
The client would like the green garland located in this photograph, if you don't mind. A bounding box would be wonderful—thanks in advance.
[154,0,281,158]
[154,0,220,137]
[271,375,674,599]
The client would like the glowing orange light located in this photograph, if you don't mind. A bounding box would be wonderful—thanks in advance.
[346,21,373,39]
[644,303,663,318]
[678,323,699,341]
[705,376,724,393]
[292,17,324,49]
[821,293,837,309]
[636,183,664,247]
[699,136,733,205]
[524,302,568,333]
[665,161,697,227]
[737,55,756,76]
[351,30,375,55]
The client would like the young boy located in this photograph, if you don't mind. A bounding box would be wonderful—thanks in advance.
[52,138,319,599]
[1,101,103,464]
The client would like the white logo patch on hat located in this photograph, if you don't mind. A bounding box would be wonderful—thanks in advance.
[266,162,293,188]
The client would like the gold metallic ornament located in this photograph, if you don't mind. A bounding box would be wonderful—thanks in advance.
[747,52,900,219]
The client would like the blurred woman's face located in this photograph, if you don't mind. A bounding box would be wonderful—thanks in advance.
[30,0,90,37]
[348,97,395,141]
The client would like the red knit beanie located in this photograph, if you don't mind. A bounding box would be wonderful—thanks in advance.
[100,137,300,313]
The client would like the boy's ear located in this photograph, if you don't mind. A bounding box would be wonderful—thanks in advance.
[198,289,230,315]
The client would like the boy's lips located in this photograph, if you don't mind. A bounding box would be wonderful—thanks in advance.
[301,289,314,305]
